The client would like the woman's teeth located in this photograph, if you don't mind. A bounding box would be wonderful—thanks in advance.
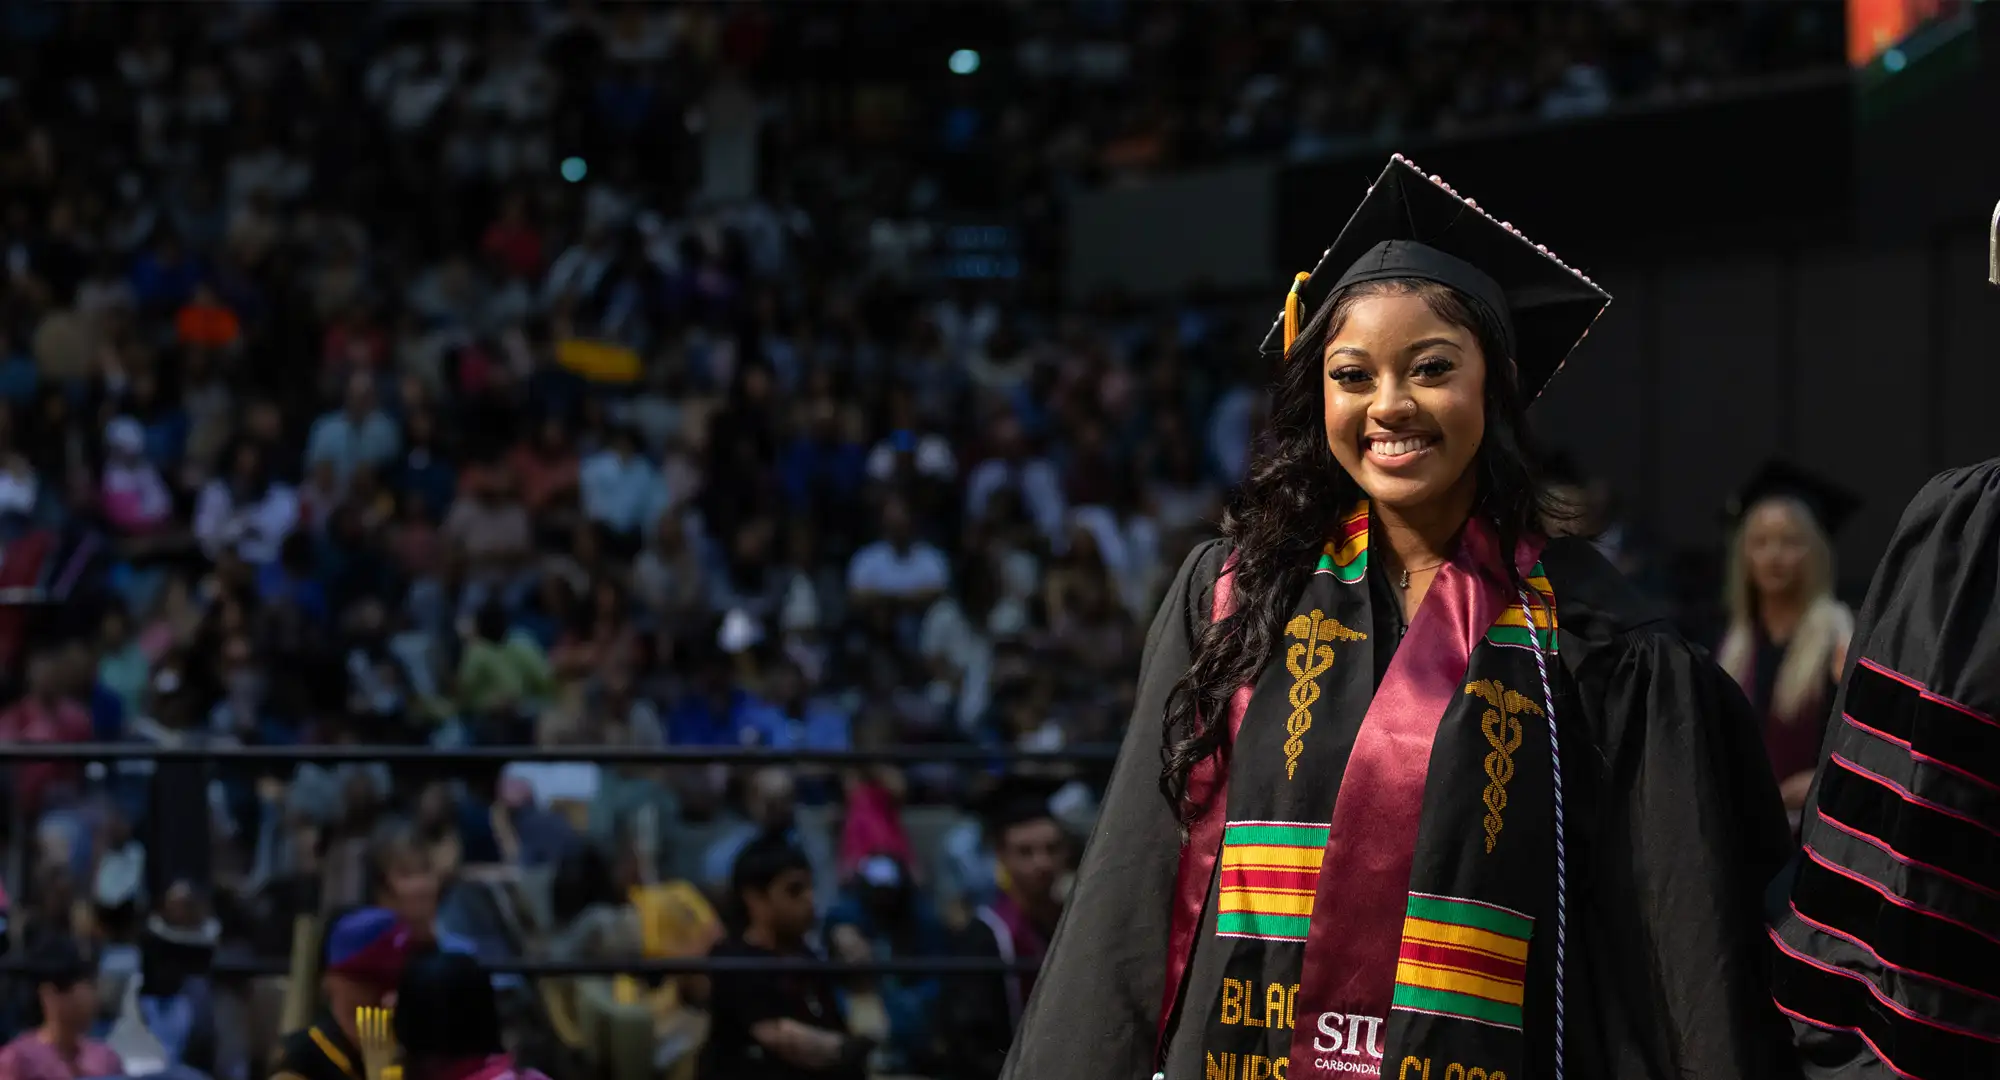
[1371,437,1435,457]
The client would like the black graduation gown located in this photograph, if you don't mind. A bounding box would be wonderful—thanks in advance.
[1002,536,1800,1080]
[1776,459,2000,1079]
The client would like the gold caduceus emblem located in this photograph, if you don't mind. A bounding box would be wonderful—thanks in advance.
[1464,680,1544,854]
[1283,610,1365,779]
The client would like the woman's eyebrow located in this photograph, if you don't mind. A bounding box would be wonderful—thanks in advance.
[1327,336,1463,361]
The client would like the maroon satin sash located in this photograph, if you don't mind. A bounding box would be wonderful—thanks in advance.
[1153,525,1544,1075]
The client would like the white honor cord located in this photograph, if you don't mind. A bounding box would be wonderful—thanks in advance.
[1518,590,1566,1080]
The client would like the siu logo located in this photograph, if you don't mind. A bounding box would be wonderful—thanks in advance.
[1309,1012,1386,1077]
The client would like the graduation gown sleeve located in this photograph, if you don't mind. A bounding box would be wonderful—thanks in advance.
[1000,539,1229,1080]
[1560,623,1802,1080]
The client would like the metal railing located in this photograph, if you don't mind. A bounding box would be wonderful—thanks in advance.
[0,741,1114,979]
[0,744,1120,765]
[0,956,1041,977]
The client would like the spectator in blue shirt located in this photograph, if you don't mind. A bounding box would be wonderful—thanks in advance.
[128,368,190,471]
[578,424,665,555]
[761,658,851,804]
[128,232,204,314]
[667,644,776,748]
[779,400,867,527]
[84,659,126,744]
[306,373,402,485]
[258,533,330,628]
[825,854,952,1075]
[0,331,36,405]
[392,408,457,521]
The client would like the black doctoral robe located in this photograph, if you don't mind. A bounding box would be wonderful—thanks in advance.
[1002,536,1800,1080]
[1775,459,2000,1079]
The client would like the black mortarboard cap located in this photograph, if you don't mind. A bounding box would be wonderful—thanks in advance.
[1261,154,1611,402]
[1725,459,1861,535]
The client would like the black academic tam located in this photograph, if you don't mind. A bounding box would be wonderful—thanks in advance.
[1725,458,1862,536]
[1264,154,1611,403]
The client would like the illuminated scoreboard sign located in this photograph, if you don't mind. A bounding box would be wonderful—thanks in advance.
[1848,0,1971,68]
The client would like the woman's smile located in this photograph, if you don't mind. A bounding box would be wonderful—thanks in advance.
[1363,432,1440,469]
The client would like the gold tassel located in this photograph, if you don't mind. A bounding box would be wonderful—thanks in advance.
[1283,271,1311,355]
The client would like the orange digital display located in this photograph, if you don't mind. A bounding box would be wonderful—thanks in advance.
[1848,0,1950,66]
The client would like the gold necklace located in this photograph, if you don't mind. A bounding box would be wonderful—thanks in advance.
[1397,561,1447,589]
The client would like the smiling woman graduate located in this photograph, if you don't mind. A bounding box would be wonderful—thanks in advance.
[998,157,1801,1080]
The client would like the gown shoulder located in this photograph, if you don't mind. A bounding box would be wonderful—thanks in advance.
[1540,534,1775,777]
[1538,535,1676,663]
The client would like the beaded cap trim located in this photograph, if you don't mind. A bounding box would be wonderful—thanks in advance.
[1264,153,1611,400]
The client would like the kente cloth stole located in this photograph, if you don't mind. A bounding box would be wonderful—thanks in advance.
[1161,503,1560,1080]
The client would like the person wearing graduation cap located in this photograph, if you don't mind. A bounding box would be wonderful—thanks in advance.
[999,155,1798,1080]
[1716,461,1858,825]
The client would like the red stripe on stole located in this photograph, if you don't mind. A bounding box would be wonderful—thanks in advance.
[1222,867,1319,892]
[1397,939,1526,984]
[1340,513,1368,544]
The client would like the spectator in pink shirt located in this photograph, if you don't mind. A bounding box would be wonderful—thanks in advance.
[0,651,95,821]
[0,936,121,1080]
[98,417,174,536]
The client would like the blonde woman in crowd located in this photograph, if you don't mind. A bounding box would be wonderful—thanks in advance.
[1716,461,1856,824]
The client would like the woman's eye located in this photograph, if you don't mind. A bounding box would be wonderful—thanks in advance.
[1329,368,1370,387]
[1413,358,1455,380]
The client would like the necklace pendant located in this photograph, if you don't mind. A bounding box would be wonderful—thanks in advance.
[1399,568,1411,589]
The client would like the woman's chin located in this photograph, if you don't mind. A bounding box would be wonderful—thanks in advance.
[1753,575,1797,599]
[1355,471,1462,516]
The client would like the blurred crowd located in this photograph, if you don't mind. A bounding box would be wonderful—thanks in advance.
[0,3,1839,1080]
[968,1,1841,177]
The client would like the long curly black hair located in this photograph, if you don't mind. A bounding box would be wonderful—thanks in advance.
[1159,278,1570,822]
